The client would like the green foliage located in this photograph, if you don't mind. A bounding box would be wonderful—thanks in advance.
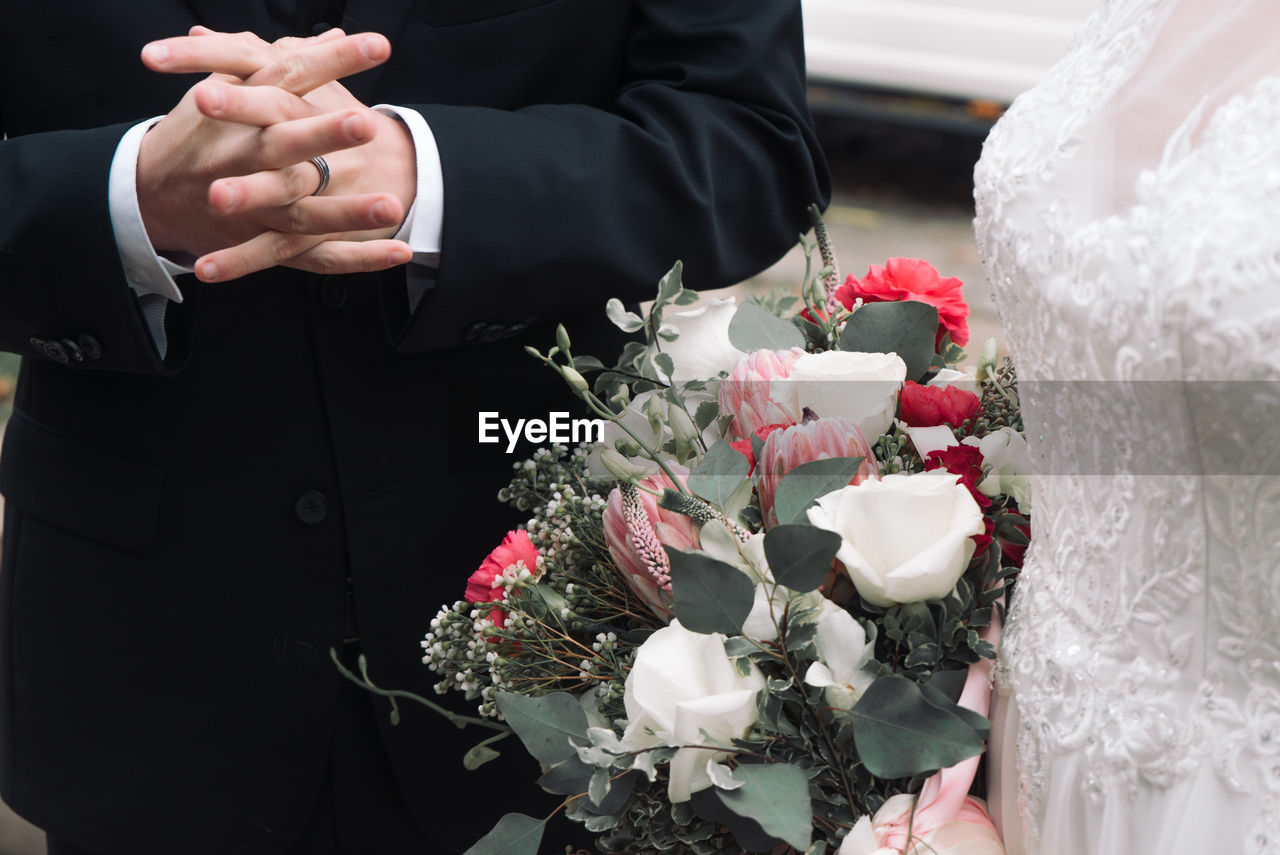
[667,548,756,635]
[462,813,546,855]
[495,691,589,764]
[838,301,939,382]
[715,764,813,850]
[728,301,806,352]
[763,525,841,593]
[688,440,751,508]
[772,457,865,525]
[848,675,985,779]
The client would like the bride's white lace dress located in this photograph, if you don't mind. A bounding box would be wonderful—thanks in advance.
[974,1,1280,852]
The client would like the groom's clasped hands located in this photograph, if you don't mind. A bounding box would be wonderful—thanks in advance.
[135,26,417,282]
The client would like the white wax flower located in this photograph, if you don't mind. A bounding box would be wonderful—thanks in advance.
[806,472,985,606]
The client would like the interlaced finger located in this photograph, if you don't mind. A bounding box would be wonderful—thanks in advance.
[285,240,415,276]
[142,30,278,78]
[193,78,316,127]
[195,230,329,282]
[253,194,406,235]
[143,31,389,97]
[208,163,326,213]
[244,33,390,96]
[220,109,373,174]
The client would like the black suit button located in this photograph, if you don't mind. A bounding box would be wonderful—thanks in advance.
[320,276,347,310]
[29,336,50,357]
[77,335,103,360]
[61,339,86,363]
[463,321,488,343]
[295,491,329,525]
[479,324,507,343]
[43,340,69,364]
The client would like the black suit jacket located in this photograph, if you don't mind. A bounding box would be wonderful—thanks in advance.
[0,1,829,852]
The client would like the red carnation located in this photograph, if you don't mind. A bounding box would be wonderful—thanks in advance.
[466,529,541,628]
[925,444,989,506]
[729,439,755,472]
[835,258,970,348]
[899,381,982,430]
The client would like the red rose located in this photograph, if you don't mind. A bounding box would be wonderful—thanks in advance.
[466,529,541,627]
[924,444,989,507]
[835,258,970,347]
[899,382,982,430]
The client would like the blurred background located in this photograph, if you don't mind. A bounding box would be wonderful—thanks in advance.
[0,1,1095,851]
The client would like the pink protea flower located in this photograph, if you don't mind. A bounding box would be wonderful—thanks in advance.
[603,466,700,621]
[718,347,805,440]
[757,417,880,528]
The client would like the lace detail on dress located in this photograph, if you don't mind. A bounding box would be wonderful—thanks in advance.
[975,1,1280,852]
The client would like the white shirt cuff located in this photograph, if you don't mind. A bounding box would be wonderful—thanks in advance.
[108,117,191,304]
[374,104,443,268]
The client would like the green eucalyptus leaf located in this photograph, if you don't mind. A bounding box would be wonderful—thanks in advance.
[688,440,751,508]
[838,301,939,382]
[666,548,755,635]
[920,682,991,740]
[606,298,646,333]
[849,675,984,778]
[463,814,546,855]
[462,743,502,771]
[536,755,595,795]
[773,457,865,525]
[716,764,813,851]
[763,524,842,592]
[728,301,806,352]
[495,692,589,764]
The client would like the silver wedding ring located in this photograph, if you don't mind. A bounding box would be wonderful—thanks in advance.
[309,155,331,196]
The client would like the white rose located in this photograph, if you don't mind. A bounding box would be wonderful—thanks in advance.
[803,601,876,709]
[620,620,766,803]
[927,366,979,396]
[651,296,744,383]
[777,351,907,441]
[962,427,1033,513]
[806,472,985,607]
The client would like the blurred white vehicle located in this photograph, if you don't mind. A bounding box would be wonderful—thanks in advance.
[803,0,1097,128]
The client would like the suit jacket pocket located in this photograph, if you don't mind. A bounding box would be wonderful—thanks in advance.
[0,411,165,553]
[432,0,562,26]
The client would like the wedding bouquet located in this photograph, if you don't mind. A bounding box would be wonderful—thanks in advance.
[415,213,1030,855]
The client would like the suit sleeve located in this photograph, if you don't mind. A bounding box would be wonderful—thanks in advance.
[0,117,183,375]
[389,0,831,351]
